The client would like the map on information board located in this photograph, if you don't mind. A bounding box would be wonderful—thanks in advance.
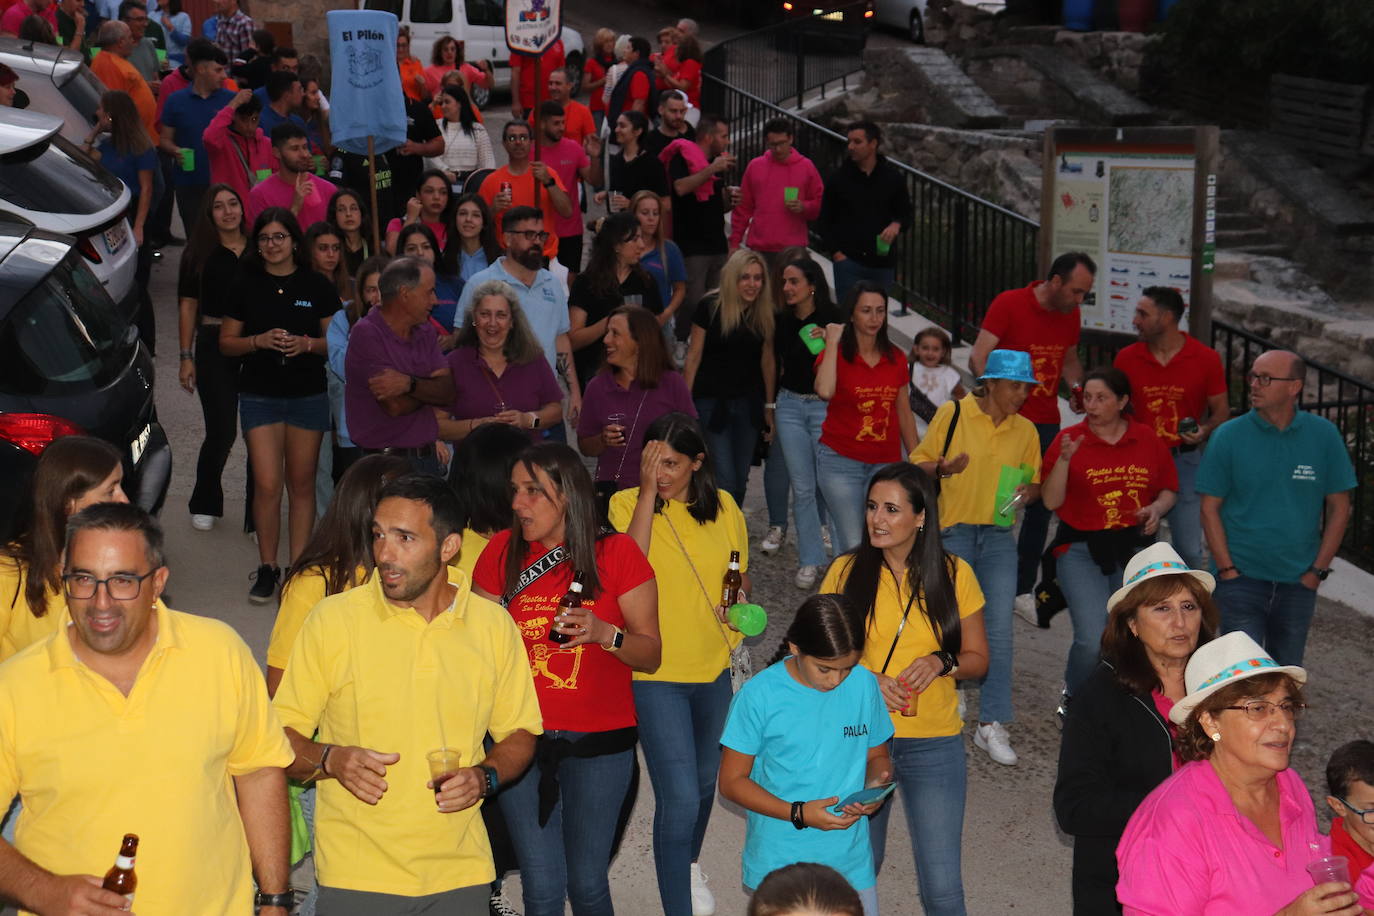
[1048,147,1196,334]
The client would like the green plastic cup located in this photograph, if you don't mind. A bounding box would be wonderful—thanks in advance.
[799,322,825,355]
[313,154,326,176]
[875,234,891,256]
[254,167,272,183]
[179,147,194,171]
[155,48,167,63]
[727,603,767,637]
[783,186,799,202]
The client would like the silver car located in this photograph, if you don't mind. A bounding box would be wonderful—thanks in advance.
[0,107,137,319]
[0,36,105,142]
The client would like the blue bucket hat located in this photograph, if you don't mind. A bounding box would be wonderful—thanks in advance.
[979,349,1039,385]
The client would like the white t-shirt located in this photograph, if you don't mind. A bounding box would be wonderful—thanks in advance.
[911,363,961,407]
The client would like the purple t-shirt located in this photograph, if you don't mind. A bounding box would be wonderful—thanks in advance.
[446,346,563,441]
[247,172,338,230]
[538,137,589,238]
[344,308,446,448]
[577,370,697,485]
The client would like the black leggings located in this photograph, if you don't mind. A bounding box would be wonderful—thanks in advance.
[188,325,247,520]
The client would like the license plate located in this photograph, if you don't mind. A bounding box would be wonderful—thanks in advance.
[103,222,128,255]
[129,423,151,465]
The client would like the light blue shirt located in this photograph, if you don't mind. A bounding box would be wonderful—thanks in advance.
[326,307,354,447]
[1196,409,1356,582]
[458,247,489,285]
[720,658,893,892]
[455,257,569,376]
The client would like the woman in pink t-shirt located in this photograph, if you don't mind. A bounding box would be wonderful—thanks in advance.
[384,170,451,255]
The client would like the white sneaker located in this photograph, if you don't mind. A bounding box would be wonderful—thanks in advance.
[974,722,1019,766]
[821,527,833,555]
[190,514,214,531]
[689,863,716,916]
[760,525,784,553]
[1012,592,1038,626]
[795,565,819,590]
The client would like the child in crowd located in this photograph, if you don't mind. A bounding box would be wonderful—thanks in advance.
[1327,740,1374,886]
[748,862,865,916]
[908,326,966,439]
[718,594,894,916]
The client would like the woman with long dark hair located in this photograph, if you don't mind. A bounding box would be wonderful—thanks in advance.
[608,412,745,916]
[304,221,352,304]
[396,222,463,338]
[443,192,501,287]
[815,280,919,553]
[449,422,531,574]
[600,110,666,209]
[177,182,249,533]
[568,212,662,390]
[327,255,389,484]
[386,168,452,256]
[220,207,340,603]
[471,443,660,916]
[819,463,990,916]
[327,188,371,278]
[428,84,494,186]
[0,437,127,660]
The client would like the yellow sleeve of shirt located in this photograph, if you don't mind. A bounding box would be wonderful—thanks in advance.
[911,400,957,464]
[225,625,295,775]
[951,555,986,619]
[607,489,635,533]
[272,595,346,739]
[0,558,22,663]
[819,554,853,593]
[266,569,329,671]
[0,675,17,803]
[479,596,545,742]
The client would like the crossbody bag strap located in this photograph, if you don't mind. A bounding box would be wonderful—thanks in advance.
[500,544,569,607]
[610,389,651,484]
[879,571,921,676]
[940,398,962,461]
[661,510,736,655]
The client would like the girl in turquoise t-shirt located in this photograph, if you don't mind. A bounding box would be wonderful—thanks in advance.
[719,594,895,916]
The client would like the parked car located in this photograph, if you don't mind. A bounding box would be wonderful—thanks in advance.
[0,36,103,143]
[0,107,137,320]
[359,0,587,106]
[0,221,171,541]
[874,0,930,42]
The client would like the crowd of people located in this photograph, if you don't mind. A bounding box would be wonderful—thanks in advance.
[1,5,1372,916]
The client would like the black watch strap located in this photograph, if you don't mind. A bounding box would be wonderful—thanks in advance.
[255,891,295,908]
[479,764,499,798]
[1309,566,1331,581]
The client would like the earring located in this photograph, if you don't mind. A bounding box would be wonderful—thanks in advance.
[1211,732,1221,742]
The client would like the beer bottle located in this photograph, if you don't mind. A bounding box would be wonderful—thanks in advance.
[721,550,743,608]
[549,571,585,645]
[102,834,138,903]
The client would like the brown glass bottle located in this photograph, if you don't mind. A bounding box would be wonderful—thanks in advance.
[721,550,742,608]
[102,834,138,902]
[549,571,585,644]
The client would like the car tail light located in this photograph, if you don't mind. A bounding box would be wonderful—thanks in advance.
[864,7,874,15]
[75,234,104,265]
[782,1,792,8]
[0,413,86,456]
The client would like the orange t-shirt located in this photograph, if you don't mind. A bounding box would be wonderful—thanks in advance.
[91,52,159,145]
[478,165,569,259]
[399,55,427,102]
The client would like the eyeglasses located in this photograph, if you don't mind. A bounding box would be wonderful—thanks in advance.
[62,571,156,601]
[1338,797,1374,826]
[258,232,290,245]
[1246,372,1301,387]
[509,230,549,243]
[504,135,531,143]
[1219,699,1307,721]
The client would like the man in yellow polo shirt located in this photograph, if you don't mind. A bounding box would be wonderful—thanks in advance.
[273,474,541,914]
[0,503,295,916]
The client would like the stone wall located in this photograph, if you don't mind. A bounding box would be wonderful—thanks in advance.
[1050,29,1154,94]
[251,0,354,83]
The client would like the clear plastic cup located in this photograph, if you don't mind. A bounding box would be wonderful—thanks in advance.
[1306,856,1349,887]
[427,748,463,797]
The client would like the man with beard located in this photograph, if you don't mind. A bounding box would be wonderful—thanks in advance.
[344,257,455,471]
[273,474,540,915]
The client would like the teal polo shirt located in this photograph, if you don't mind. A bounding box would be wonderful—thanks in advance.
[1196,409,1356,582]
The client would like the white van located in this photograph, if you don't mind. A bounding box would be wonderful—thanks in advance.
[358,0,585,107]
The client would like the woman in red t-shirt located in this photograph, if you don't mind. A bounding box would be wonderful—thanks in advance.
[657,33,703,109]
[1041,367,1178,703]
[584,28,616,132]
[814,280,920,553]
[472,442,661,916]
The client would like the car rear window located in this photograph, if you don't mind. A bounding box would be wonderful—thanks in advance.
[0,249,135,395]
[58,66,104,127]
[0,133,123,215]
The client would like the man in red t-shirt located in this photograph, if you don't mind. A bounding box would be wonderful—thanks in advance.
[1113,285,1228,569]
[970,251,1094,603]
[509,39,564,120]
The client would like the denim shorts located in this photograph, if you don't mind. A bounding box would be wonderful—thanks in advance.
[239,391,331,433]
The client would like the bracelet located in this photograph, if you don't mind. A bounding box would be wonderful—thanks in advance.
[318,744,334,778]
[179,349,194,360]
[1216,565,1237,575]
[764,402,776,409]
[790,800,806,830]
[250,334,258,351]
[934,650,958,677]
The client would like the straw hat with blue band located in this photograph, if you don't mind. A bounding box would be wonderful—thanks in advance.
[1168,631,1307,725]
[978,349,1040,385]
[1106,542,1216,614]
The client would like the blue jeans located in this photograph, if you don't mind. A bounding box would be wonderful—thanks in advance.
[776,392,835,567]
[694,396,760,508]
[632,672,733,916]
[1165,448,1203,570]
[764,436,790,531]
[817,444,886,554]
[832,257,896,305]
[498,733,635,916]
[1214,575,1318,667]
[1056,541,1124,695]
[870,735,967,916]
[1016,423,1059,593]
[941,524,1017,723]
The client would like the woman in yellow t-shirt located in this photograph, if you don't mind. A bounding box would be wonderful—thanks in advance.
[447,423,533,578]
[608,412,748,916]
[818,462,988,916]
[1,436,128,662]
[266,454,411,696]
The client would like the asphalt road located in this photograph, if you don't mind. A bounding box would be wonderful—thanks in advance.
[129,4,1374,912]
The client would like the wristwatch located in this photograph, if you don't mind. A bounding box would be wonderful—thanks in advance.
[478,764,499,798]
[1308,566,1331,581]
[602,625,625,652]
[405,375,417,394]
[528,412,541,429]
[933,650,958,677]
[255,891,294,909]
[542,177,555,187]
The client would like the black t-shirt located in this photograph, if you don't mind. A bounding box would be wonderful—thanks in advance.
[691,294,764,398]
[177,244,243,320]
[569,269,662,387]
[775,303,842,395]
[224,266,340,397]
[641,124,696,163]
[608,149,667,200]
[338,150,398,227]
[232,54,271,90]
[668,156,726,257]
[390,99,443,214]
